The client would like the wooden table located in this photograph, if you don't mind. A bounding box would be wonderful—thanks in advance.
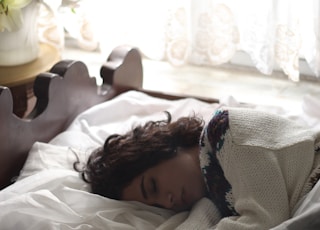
[0,43,60,117]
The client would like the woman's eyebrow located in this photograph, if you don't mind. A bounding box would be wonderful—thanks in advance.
[140,175,148,199]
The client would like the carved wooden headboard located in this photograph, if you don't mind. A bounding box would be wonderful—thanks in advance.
[0,46,145,189]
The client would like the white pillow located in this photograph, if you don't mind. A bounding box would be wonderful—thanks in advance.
[18,131,98,181]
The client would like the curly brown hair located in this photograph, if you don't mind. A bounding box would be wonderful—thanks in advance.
[78,112,204,200]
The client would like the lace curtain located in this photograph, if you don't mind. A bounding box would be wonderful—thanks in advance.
[42,0,320,81]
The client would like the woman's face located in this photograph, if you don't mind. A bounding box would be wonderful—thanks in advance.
[121,146,206,212]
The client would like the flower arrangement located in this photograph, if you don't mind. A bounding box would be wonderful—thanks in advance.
[0,0,34,32]
[0,0,81,32]
[0,0,94,66]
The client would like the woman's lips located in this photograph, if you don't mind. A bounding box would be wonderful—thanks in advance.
[172,188,191,212]
[180,188,191,210]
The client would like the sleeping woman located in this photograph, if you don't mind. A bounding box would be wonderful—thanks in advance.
[77,108,320,229]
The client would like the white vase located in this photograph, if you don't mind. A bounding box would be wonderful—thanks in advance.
[0,0,40,66]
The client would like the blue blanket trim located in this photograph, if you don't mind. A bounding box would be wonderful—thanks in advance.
[200,110,238,217]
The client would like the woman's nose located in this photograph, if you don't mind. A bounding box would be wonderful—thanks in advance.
[157,192,174,209]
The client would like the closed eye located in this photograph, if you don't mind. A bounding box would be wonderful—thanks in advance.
[149,178,166,209]
[151,178,157,194]
[141,175,148,199]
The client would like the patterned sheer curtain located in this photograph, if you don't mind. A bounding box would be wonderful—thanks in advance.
[42,0,320,81]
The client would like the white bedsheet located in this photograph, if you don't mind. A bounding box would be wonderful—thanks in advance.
[1,90,320,230]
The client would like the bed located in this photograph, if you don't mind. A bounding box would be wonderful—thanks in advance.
[1,46,320,230]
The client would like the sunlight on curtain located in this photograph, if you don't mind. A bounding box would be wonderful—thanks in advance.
[50,0,319,81]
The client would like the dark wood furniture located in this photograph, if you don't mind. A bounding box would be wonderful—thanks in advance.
[0,44,60,117]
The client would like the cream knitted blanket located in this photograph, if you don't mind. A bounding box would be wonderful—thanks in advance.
[178,108,319,230]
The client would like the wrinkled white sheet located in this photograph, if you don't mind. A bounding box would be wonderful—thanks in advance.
[1,90,320,230]
[0,169,186,230]
[270,179,320,230]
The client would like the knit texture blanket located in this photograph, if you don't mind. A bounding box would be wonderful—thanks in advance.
[186,108,320,230]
